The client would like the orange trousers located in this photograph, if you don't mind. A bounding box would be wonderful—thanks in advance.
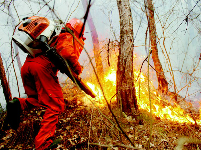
[19,55,64,150]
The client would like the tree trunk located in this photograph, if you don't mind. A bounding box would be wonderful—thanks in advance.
[0,53,12,102]
[116,0,138,116]
[145,0,168,94]
[82,0,104,76]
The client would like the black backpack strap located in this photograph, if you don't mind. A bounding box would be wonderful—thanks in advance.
[61,27,73,34]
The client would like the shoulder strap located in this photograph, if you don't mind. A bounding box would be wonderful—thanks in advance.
[49,35,59,48]
[61,27,74,34]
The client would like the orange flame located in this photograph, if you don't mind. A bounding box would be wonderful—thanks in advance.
[83,67,201,125]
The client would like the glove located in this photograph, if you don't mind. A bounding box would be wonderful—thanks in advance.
[74,65,83,75]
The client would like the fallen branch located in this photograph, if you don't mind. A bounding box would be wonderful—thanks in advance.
[89,143,139,149]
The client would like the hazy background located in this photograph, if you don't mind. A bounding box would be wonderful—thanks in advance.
[0,0,201,109]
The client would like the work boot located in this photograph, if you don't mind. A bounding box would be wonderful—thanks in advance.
[6,98,22,130]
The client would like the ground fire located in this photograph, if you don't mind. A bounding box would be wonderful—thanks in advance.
[82,52,201,126]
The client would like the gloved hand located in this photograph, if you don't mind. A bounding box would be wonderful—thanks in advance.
[74,65,83,75]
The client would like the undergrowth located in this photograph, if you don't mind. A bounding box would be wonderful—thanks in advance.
[0,87,200,149]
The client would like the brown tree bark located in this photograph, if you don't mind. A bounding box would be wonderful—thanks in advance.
[82,0,104,76]
[0,53,12,102]
[145,0,168,94]
[116,0,138,116]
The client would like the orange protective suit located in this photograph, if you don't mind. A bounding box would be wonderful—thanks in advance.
[18,54,64,150]
[50,23,85,75]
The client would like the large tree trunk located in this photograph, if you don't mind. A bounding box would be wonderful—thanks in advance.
[82,0,104,76]
[0,53,12,102]
[116,0,138,116]
[145,0,168,94]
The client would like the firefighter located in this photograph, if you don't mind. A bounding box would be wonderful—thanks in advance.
[6,18,85,150]
[50,18,86,75]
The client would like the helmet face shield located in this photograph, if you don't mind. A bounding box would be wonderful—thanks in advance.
[12,31,42,57]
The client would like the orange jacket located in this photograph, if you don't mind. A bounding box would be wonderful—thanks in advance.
[50,28,85,75]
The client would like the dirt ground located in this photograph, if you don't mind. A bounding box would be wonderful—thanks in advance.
[0,92,201,150]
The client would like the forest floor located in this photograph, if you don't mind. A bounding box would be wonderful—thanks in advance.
[0,87,201,150]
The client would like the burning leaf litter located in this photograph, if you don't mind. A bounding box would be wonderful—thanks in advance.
[83,65,201,125]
